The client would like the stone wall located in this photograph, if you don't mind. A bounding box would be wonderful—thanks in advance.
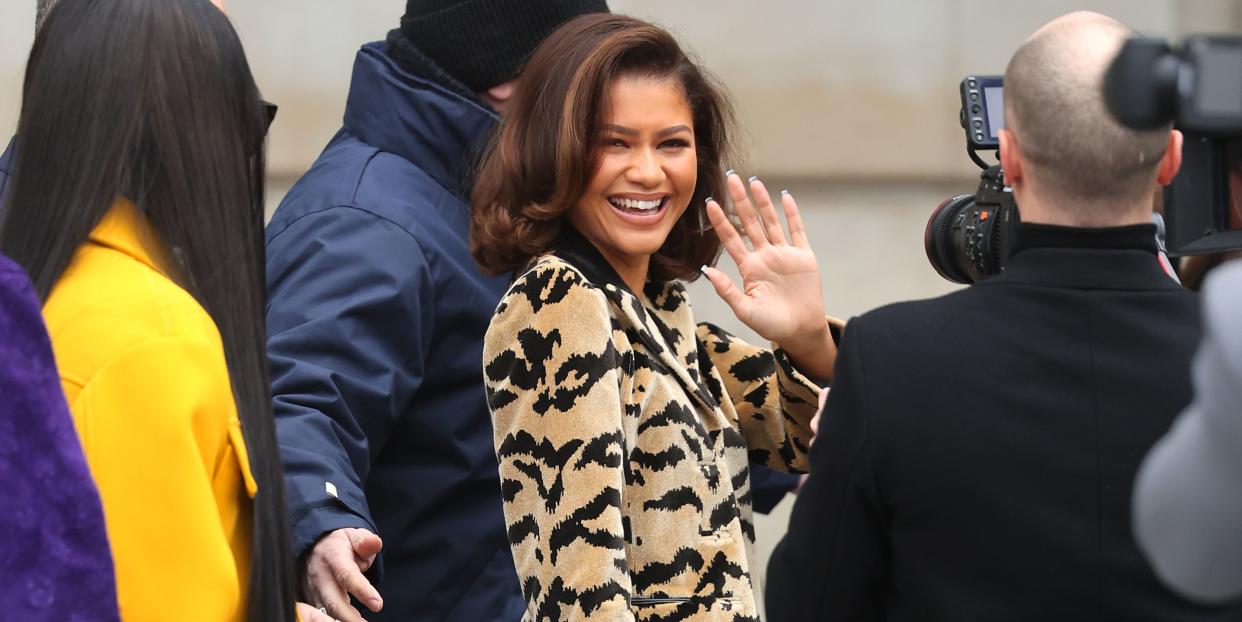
[1,0,1238,181]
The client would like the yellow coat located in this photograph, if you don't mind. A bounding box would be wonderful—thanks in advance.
[42,200,255,622]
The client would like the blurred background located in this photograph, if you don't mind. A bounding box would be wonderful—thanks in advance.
[3,0,1240,601]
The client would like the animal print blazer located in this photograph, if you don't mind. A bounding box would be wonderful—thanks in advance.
[483,230,826,622]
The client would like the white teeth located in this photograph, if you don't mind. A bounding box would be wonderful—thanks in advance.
[609,197,664,212]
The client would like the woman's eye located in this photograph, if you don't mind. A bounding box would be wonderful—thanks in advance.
[661,139,691,150]
[606,138,628,148]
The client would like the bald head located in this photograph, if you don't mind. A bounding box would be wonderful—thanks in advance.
[1004,11,1171,214]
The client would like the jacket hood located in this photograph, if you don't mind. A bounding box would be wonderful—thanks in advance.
[343,42,499,193]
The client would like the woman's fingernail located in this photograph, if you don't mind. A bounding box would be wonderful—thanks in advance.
[724,169,736,177]
[781,189,791,196]
[748,175,759,184]
[700,265,710,276]
[705,196,713,204]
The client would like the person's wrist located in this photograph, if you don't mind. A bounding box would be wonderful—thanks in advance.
[780,317,831,356]
[777,318,835,381]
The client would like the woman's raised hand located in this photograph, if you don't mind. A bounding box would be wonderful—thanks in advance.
[702,172,836,380]
[702,173,826,343]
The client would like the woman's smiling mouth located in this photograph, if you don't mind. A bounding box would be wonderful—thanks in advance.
[607,195,669,217]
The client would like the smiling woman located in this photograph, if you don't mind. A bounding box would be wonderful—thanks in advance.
[470,13,838,622]
[469,14,732,284]
[569,76,700,293]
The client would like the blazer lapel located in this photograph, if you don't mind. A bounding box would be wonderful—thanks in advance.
[550,228,719,412]
[605,283,719,412]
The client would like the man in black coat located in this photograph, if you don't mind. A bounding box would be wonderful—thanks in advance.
[767,11,1241,621]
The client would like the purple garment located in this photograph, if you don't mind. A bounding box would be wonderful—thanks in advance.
[0,252,119,622]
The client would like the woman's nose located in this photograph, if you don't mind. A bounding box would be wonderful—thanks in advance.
[625,148,666,187]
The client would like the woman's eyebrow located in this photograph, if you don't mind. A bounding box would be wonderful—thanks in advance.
[657,124,692,137]
[600,124,692,137]
[602,123,639,136]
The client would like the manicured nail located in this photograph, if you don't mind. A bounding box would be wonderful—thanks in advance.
[748,175,759,184]
[700,265,710,276]
[705,196,713,204]
[781,189,790,196]
[724,169,736,177]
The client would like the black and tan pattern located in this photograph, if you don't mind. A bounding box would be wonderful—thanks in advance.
[483,238,823,621]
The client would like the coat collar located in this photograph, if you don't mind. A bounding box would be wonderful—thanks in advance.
[987,222,1183,292]
[343,42,499,195]
[87,199,170,277]
[551,226,634,296]
[1010,221,1160,255]
[552,227,720,411]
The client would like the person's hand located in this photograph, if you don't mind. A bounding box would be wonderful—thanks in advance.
[702,173,826,344]
[809,386,829,446]
[301,528,384,622]
[296,602,340,622]
[796,387,830,493]
[703,172,836,379]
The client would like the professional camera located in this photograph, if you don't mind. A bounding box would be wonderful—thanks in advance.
[1105,36,1242,256]
[924,76,1019,284]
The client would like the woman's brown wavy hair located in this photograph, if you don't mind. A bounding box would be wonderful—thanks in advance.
[470,13,736,282]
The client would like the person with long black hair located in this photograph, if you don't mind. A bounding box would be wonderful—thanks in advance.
[0,0,303,620]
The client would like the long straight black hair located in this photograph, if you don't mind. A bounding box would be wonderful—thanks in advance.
[0,1,297,620]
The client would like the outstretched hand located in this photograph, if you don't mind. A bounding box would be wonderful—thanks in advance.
[701,172,836,380]
[301,528,384,622]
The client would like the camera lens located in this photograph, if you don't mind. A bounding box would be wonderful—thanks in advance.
[925,192,1008,284]
[925,195,977,284]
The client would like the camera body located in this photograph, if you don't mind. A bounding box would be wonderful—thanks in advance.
[960,75,1005,150]
[925,165,1017,284]
[1106,36,1242,256]
[925,76,1019,284]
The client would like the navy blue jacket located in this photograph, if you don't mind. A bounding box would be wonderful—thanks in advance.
[264,43,523,621]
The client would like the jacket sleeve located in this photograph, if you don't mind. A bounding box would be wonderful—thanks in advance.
[697,322,822,473]
[749,465,799,514]
[766,316,887,622]
[266,206,434,565]
[483,263,636,621]
[1134,262,1242,603]
[0,263,118,621]
[70,337,251,621]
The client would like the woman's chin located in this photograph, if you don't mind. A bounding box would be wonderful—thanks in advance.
[616,236,670,261]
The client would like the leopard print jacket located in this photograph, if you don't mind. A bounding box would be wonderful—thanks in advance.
[483,232,824,621]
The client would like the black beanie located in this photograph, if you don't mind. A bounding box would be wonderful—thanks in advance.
[401,0,610,92]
